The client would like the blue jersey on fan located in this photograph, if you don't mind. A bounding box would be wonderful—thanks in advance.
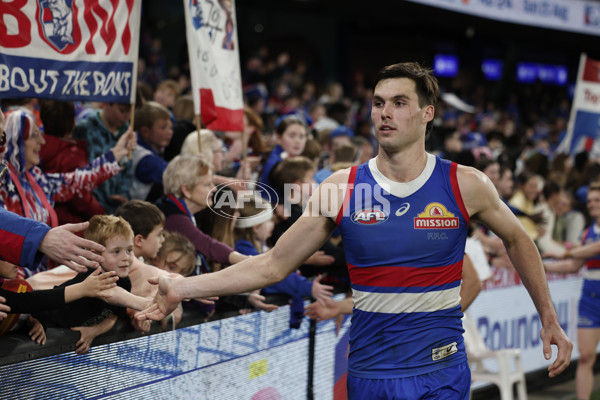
[336,153,469,379]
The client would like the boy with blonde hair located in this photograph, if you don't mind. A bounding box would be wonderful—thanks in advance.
[33,215,148,354]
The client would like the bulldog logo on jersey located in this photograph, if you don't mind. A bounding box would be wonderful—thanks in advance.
[414,202,459,229]
[351,208,388,225]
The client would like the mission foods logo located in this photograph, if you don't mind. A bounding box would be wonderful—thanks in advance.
[414,203,459,229]
[351,208,388,225]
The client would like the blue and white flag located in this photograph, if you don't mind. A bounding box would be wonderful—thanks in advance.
[0,0,141,104]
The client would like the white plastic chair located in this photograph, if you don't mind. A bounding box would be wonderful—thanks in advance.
[463,313,528,400]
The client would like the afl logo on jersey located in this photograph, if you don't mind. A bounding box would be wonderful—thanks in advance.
[351,209,389,225]
[414,202,459,229]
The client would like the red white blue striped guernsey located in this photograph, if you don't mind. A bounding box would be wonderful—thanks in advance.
[581,223,600,282]
[336,154,470,379]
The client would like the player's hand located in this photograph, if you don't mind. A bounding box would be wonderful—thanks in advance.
[541,322,573,377]
[131,315,152,333]
[135,276,180,321]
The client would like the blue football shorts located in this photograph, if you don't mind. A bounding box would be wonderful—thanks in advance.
[347,361,471,400]
[578,289,600,328]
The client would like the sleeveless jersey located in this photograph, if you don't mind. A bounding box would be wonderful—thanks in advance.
[336,154,469,379]
[581,223,600,290]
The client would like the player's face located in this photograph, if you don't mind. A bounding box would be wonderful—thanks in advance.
[371,78,433,152]
[0,260,18,279]
[101,235,134,278]
[587,190,600,220]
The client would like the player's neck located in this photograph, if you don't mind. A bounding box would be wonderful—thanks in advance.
[375,147,428,183]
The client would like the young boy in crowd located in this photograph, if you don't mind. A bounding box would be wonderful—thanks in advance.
[0,261,117,345]
[72,102,133,214]
[115,200,186,331]
[130,101,173,202]
[33,215,148,354]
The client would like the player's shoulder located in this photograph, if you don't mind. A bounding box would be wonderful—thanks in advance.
[326,167,353,184]
[455,163,492,190]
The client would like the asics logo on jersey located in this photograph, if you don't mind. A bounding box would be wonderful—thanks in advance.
[395,203,410,216]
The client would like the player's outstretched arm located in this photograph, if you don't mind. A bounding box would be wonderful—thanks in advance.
[457,165,573,377]
[136,169,351,321]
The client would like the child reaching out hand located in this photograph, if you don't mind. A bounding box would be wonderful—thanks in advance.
[33,215,147,354]
[0,259,117,345]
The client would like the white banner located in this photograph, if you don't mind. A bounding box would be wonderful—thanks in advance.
[183,0,244,131]
[406,0,600,37]
[468,267,592,386]
[0,0,141,104]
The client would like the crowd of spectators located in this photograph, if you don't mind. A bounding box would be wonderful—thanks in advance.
[0,36,596,357]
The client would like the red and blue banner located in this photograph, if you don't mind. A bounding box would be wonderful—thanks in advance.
[0,0,141,104]
[560,54,600,155]
[183,0,244,131]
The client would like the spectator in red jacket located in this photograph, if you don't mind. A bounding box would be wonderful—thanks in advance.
[38,99,107,225]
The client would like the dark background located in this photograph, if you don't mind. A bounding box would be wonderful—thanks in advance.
[139,0,600,92]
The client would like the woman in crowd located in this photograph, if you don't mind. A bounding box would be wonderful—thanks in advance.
[154,154,277,312]
[0,108,136,230]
